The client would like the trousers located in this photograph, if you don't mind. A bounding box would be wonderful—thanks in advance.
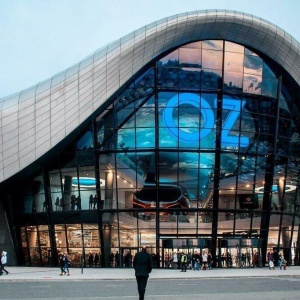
[136,275,149,300]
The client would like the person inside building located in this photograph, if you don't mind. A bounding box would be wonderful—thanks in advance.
[180,252,187,272]
[88,252,94,267]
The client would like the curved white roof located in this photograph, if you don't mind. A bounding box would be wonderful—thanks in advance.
[0,9,300,183]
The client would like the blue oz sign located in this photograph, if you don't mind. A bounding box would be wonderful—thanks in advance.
[162,93,249,148]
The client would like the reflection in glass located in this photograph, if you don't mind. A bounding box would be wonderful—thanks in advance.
[158,49,179,67]
[17,39,300,267]
[244,55,263,76]
[262,63,278,98]
[202,40,223,50]
[201,69,221,90]
[243,74,262,95]
[179,48,201,68]
[224,71,243,92]
[225,41,244,53]
[182,41,202,49]
[157,68,179,88]
[179,68,201,89]
[224,52,244,73]
[202,49,223,69]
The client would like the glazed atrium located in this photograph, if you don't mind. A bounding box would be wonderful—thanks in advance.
[0,10,299,268]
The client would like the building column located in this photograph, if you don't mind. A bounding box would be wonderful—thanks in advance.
[101,171,114,267]
[63,176,72,211]
[103,225,112,267]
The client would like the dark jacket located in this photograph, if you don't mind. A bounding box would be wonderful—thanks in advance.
[133,250,153,277]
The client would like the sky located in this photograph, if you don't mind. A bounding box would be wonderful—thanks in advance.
[0,0,300,98]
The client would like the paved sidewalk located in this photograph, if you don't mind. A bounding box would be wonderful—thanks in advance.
[0,266,299,281]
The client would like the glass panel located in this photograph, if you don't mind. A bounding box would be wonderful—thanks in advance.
[136,128,155,148]
[262,63,278,98]
[50,171,63,212]
[136,108,155,127]
[223,71,243,92]
[158,49,179,67]
[202,49,223,69]
[179,68,201,90]
[243,74,262,95]
[61,168,78,211]
[27,226,40,266]
[244,55,263,76]
[225,41,244,53]
[133,68,155,88]
[157,68,179,89]
[182,41,202,49]
[202,40,223,50]
[224,52,244,73]
[201,69,221,90]
[179,48,201,68]
[235,213,251,233]
[291,223,299,265]
[218,212,234,235]
[245,48,258,56]
[55,225,67,252]
[32,173,45,213]
[76,130,94,150]
[38,226,51,266]
[77,167,97,211]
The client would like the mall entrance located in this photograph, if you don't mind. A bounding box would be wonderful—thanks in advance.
[113,247,139,268]
[161,238,212,269]
[218,238,261,268]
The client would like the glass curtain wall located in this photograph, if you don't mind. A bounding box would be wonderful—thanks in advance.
[19,40,300,267]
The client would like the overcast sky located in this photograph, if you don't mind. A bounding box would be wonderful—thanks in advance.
[0,0,299,98]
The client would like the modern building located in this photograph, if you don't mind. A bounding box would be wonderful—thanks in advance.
[0,10,299,268]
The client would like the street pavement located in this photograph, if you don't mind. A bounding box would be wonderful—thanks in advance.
[0,265,299,281]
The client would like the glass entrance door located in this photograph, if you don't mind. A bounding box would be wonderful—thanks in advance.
[161,238,212,269]
[218,238,261,268]
[120,247,138,267]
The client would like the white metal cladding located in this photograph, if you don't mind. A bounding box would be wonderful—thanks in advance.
[0,9,300,183]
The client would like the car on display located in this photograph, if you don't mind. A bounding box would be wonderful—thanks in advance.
[133,183,190,214]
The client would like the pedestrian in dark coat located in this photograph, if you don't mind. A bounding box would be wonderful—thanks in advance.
[59,255,65,275]
[133,245,153,300]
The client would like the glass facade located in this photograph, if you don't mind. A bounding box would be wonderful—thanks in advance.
[4,40,300,268]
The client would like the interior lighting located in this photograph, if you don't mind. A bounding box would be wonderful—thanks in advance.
[72,177,105,187]
[255,184,296,193]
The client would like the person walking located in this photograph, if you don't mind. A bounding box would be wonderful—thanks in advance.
[59,254,65,275]
[202,251,208,270]
[0,251,9,275]
[63,252,70,275]
[59,253,70,276]
[133,245,153,300]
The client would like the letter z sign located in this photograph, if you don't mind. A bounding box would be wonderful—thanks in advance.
[162,93,249,148]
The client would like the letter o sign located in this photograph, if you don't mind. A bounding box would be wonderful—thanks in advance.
[162,93,214,142]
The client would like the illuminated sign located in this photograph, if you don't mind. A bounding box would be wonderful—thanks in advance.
[162,93,250,147]
[71,177,105,188]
